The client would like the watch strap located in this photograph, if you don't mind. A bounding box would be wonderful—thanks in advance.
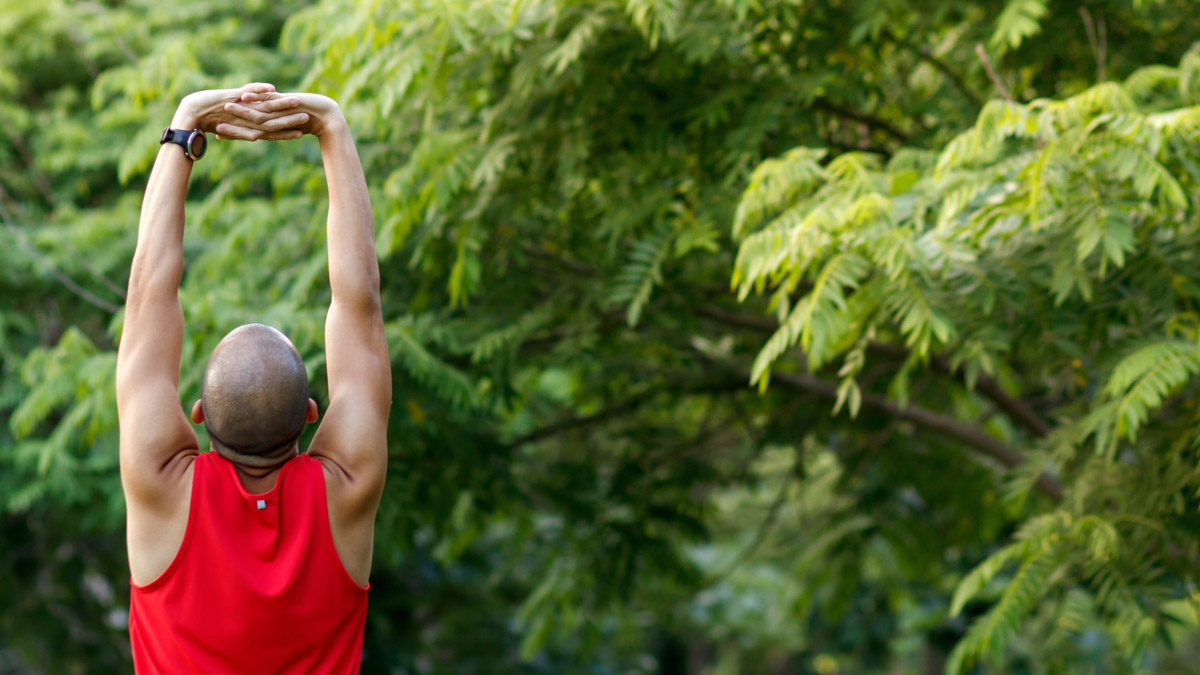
[162,128,192,146]
[160,126,206,160]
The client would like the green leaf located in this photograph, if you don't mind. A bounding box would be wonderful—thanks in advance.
[989,0,1048,55]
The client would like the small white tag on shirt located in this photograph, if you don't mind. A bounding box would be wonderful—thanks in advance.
[256,499,267,510]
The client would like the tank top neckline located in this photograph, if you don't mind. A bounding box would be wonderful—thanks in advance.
[210,451,301,503]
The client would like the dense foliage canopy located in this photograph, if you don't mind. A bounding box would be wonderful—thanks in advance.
[5,0,1200,672]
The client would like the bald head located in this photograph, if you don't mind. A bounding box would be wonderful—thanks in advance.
[201,324,310,467]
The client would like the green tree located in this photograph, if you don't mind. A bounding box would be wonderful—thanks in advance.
[6,0,1200,672]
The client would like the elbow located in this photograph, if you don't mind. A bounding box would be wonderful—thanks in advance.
[338,286,382,315]
[125,274,179,307]
[126,254,183,302]
[330,269,382,311]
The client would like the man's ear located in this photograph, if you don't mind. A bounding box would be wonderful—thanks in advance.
[190,400,204,425]
[306,398,318,423]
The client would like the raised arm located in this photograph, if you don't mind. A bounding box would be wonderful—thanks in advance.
[117,84,307,508]
[116,103,201,506]
[311,101,392,511]
[221,94,392,520]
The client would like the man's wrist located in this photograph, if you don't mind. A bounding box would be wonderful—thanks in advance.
[170,106,200,131]
[315,109,350,141]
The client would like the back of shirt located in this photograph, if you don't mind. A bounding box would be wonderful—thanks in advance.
[128,452,369,674]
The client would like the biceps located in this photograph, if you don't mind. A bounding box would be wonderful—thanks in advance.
[116,299,187,446]
[117,295,184,391]
[325,301,390,408]
[315,304,391,502]
[116,295,195,498]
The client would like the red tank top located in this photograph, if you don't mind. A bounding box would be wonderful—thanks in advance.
[129,452,369,673]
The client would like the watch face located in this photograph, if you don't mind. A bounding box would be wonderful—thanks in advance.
[189,131,207,160]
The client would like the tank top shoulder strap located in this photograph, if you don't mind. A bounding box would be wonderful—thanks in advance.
[288,454,331,528]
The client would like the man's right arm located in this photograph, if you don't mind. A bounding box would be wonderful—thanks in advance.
[309,107,392,509]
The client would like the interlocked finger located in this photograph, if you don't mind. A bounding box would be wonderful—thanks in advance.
[259,129,304,141]
[254,96,302,113]
[260,112,309,131]
[215,123,264,141]
[223,102,272,125]
[215,125,303,142]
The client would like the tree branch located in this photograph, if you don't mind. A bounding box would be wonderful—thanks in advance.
[691,304,1063,498]
[0,178,127,300]
[703,448,799,587]
[975,44,1014,101]
[505,375,746,448]
[1079,7,1106,82]
[3,129,55,204]
[882,30,982,108]
[811,98,910,143]
[693,302,778,331]
[522,244,598,275]
[822,137,895,160]
[693,303,1053,439]
[766,368,1063,500]
[936,359,1051,437]
[0,195,121,314]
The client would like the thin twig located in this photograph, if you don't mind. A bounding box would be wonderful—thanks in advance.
[823,137,894,160]
[4,130,56,204]
[0,183,127,300]
[0,197,121,314]
[505,375,745,448]
[69,240,127,299]
[107,24,139,64]
[811,98,910,143]
[1079,8,1107,82]
[4,223,121,314]
[883,30,982,108]
[975,43,1014,101]
[1098,16,1107,83]
[522,244,597,275]
[702,449,799,586]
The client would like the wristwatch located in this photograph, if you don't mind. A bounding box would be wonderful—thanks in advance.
[160,127,207,161]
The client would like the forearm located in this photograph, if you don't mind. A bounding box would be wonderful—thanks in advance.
[129,108,198,296]
[319,116,380,306]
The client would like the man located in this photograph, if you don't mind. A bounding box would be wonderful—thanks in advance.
[116,82,391,673]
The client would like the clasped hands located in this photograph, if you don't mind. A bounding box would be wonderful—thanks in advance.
[173,82,343,143]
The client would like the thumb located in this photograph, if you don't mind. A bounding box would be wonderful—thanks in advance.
[241,91,281,103]
[240,82,276,97]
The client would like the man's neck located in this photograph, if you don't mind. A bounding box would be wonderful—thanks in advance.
[232,461,285,494]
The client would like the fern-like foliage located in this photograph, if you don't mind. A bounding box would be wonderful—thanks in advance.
[732,147,827,239]
[946,512,1127,674]
[989,0,1047,55]
[386,316,478,409]
[947,547,1061,673]
[1100,339,1200,451]
[609,226,674,327]
[733,41,1200,672]
[748,251,870,388]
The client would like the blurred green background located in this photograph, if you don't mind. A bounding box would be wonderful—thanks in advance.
[6,0,1200,672]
